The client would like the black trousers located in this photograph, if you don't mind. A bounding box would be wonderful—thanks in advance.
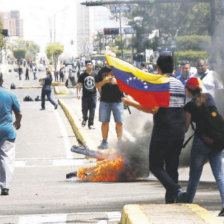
[149,108,185,203]
[82,95,97,127]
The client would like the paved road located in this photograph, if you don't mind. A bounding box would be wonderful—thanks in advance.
[0,63,224,223]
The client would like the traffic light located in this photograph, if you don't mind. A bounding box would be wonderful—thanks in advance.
[104,28,119,35]
[81,1,103,6]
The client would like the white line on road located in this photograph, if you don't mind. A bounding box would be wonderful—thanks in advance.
[15,159,89,167]
[55,110,74,159]
[107,212,122,221]
[18,214,67,224]
[0,211,121,224]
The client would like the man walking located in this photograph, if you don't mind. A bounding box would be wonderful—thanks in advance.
[18,65,23,80]
[77,60,97,129]
[122,55,185,203]
[0,73,22,195]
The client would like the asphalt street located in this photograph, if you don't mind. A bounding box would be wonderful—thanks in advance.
[0,63,224,223]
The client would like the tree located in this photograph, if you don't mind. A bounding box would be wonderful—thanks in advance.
[8,38,40,61]
[45,42,64,70]
[25,41,40,61]
[13,48,27,60]
[0,15,6,61]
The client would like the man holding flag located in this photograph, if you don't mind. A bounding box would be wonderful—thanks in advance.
[120,55,186,203]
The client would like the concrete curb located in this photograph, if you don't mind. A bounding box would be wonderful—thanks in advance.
[16,86,42,89]
[185,204,222,224]
[58,99,86,145]
[52,82,64,86]
[55,86,70,95]
[121,204,222,224]
[121,204,151,224]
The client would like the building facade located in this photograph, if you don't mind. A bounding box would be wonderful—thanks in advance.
[0,10,23,37]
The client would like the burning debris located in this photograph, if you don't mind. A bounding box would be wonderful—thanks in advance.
[67,137,150,182]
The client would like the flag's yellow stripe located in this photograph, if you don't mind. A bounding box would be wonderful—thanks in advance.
[106,54,169,84]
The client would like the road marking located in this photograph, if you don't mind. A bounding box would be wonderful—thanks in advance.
[15,160,27,167]
[55,110,74,159]
[0,211,121,224]
[15,159,92,167]
[18,214,67,224]
[107,212,122,221]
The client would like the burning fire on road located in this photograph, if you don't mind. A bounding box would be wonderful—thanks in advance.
[67,136,150,182]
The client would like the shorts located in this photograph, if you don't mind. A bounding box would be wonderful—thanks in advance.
[99,101,124,123]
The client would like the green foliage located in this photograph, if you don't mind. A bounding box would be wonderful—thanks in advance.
[13,48,27,59]
[124,2,211,54]
[174,50,209,66]
[8,39,40,60]
[174,35,211,51]
[25,41,40,60]
[129,3,210,37]
[45,42,64,69]
[0,15,5,51]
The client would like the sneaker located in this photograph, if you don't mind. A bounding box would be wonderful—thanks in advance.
[81,120,86,127]
[176,191,187,203]
[40,108,45,110]
[1,188,9,196]
[98,140,108,149]
[218,208,224,216]
[54,104,58,109]
[89,125,95,129]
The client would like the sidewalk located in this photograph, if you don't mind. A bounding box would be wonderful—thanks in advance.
[121,204,222,224]
[58,97,118,152]
[57,87,223,224]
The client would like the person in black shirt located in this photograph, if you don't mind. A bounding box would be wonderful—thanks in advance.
[96,66,124,149]
[122,56,186,203]
[183,77,224,216]
[77,60,97,129]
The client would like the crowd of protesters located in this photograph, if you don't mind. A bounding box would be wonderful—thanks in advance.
[1,53,224,218]
[75,55,224,216]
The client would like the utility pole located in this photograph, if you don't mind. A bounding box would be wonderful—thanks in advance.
[119,10,124,58]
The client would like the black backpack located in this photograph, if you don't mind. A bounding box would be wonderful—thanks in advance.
[197,103,224,151]
[23,96,33,101]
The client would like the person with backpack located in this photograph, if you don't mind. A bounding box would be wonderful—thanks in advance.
[183,77,224,216]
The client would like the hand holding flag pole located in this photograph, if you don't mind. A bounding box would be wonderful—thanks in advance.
[105,54,170,108]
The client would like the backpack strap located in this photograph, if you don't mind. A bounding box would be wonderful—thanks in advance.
[182,122,195,148]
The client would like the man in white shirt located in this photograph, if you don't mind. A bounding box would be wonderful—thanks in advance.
[193,59,223,97]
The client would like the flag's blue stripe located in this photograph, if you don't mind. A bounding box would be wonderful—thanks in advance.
[111,67,169,92]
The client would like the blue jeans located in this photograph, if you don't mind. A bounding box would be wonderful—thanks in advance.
[41,87,57,109]
[186,135,224,207]
[99,101,124,123]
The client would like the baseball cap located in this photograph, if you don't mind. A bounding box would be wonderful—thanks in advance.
[186,77,202,90]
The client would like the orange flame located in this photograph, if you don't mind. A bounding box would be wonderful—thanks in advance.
[77,155,124,182]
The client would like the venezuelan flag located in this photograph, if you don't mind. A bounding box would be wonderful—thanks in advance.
[105,54,170,107]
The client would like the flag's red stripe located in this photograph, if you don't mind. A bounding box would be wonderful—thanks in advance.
[117,80,170,107]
